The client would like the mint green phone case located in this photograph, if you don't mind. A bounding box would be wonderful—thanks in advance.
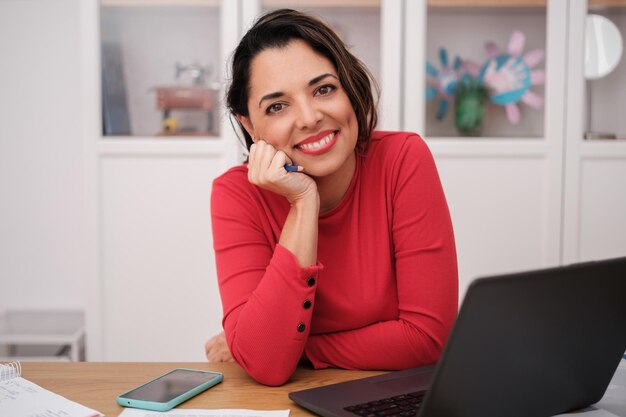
[116,368,223,412]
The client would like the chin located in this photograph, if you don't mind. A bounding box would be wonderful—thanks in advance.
[304,157,351,179]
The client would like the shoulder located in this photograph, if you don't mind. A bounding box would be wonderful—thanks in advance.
[364,131,433,169]
[213,164,249,190]
[211,164,256,209]
[211,164,288,218]
[368,130,428,153]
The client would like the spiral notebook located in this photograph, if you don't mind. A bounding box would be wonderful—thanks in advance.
[0,361,103,417]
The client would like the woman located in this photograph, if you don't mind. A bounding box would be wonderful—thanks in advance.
[208,9,458,386]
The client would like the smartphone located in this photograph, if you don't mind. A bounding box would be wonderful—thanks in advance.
[116,368,223,411]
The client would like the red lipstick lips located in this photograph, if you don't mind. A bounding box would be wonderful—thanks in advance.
[294,130,338,155]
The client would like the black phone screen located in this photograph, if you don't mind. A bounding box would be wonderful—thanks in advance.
[120,369,221,402]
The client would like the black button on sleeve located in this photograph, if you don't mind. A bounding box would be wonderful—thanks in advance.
[303,300,312,309]
[297,323,306,332]
[307,277,316,287]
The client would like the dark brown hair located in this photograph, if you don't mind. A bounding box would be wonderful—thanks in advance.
[226,9,379,152]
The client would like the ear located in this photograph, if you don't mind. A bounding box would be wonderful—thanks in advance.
[236,115,256,142]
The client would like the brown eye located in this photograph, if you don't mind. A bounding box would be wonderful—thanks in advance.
[316,85,336,96]
[267,103,284,114]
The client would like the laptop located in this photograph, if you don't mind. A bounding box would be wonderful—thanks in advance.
[289,257,626,417]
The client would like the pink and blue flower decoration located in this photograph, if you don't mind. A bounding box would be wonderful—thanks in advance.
[464,30,545,125]
[428,31,545,126]
[426,48,462,120]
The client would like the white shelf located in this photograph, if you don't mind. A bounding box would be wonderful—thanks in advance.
[97,137,236,156]
[589,0,626,8]
[427,0,546,6]
[101,0,220,6]
[263,0,380,7]
[581,140,626,158]
[0,356,72,362]
[426,137,547,157]
[101,0,385,6]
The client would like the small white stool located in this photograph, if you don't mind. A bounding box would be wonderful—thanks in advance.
[0,310,85,361]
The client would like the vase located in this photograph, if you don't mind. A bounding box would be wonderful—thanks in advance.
[454,81,487,137]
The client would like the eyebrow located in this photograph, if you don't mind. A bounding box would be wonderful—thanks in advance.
[257,73,339,108]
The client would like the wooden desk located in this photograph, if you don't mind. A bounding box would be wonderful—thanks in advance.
[19,361,626,417]
[21,362,384,416]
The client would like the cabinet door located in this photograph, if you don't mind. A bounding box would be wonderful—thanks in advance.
[404,0,566,298]
[563,0,626,264]
[406,0,554,139]
[100,0,224,137]
[87,0,242,361]
[429,4,547,138]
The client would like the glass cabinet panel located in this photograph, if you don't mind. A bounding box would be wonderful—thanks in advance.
[100,0,222,137]
[260,0,382,85]
[424,2,547,138]
[585,2,626,140]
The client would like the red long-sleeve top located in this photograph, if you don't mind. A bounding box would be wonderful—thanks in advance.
[211,131,458,386]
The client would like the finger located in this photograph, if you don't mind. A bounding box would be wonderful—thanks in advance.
[247,143,258,178]
[281,153,300,169]
[247,143,257,172]
[272,151,305,174]
[280,153,305,172]
[270,149,289,171]
[251,140,276,174]
[249,141,272,181]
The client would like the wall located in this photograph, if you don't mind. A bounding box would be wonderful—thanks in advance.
[0,0,85,312]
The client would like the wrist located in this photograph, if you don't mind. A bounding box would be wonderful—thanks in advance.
[289,189,320,212]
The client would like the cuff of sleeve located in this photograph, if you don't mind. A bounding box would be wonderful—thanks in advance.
[273,243,324,279]
[270,244,323,341]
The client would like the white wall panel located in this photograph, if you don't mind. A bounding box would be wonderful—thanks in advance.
[579,158,626,262]
[435,156,548,299]
[100,156,224,360]
[0,0,85,312]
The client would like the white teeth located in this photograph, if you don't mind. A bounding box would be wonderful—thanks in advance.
[298,132,334,150]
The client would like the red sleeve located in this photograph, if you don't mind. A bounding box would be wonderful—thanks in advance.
[304,134,458,370]
[211,172,323,386]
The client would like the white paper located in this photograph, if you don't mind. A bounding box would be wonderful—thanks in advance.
[0,376,103,417]
[118,408,290,417]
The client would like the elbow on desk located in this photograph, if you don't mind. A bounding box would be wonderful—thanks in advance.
[230,349,295,386]
[228,336,300,386]
[241,362,295,386]
[232,349,297,386]
[253,371,292,387]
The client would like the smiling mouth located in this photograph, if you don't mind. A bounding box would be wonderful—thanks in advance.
[295,131,336,151]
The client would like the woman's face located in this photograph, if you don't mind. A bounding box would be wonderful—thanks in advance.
[238,39,359,178]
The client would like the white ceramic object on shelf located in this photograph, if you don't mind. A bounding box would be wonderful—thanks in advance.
[585,14,623,80]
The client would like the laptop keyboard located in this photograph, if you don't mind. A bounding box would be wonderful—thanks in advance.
[343,392,426,417]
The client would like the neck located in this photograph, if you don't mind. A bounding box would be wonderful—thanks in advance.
[316,152,356,213]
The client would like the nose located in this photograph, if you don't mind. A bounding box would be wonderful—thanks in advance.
[294,99,322,130]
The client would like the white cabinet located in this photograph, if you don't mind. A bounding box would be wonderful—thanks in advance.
[83,0,626,360]
[403,0,626,297]
[562,1,626,263]
[84,0,404,361]
[83,0,243,361]
[404,0,567,297]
